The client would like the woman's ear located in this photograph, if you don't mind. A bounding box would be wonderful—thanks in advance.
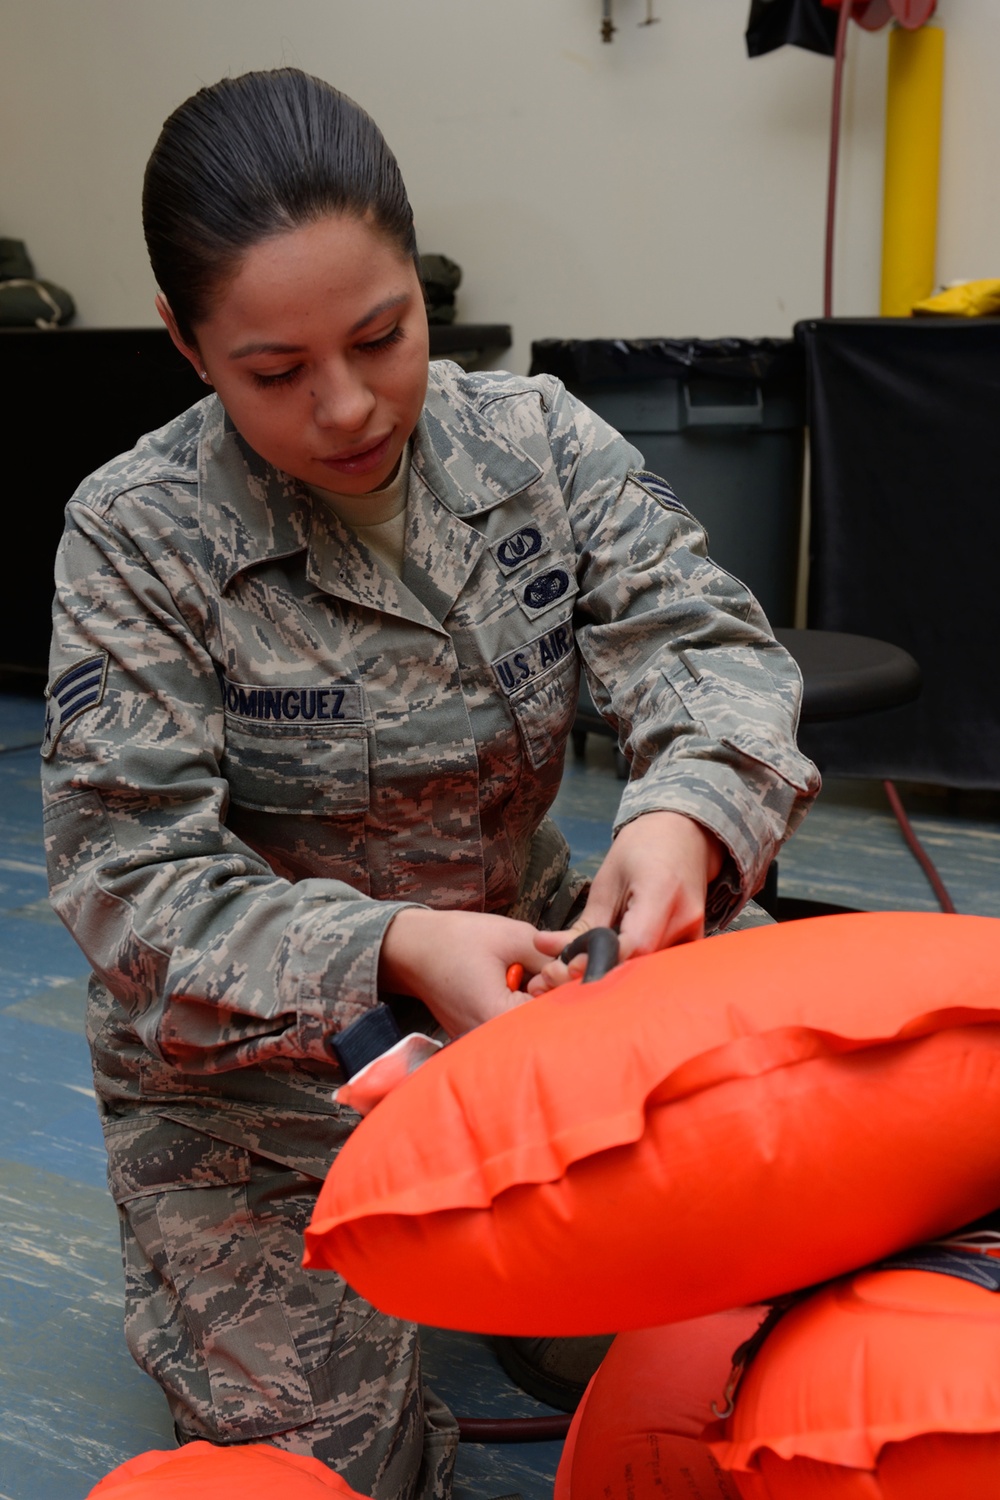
[155,293,210,382]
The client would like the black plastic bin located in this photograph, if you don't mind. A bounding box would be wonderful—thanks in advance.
[529,338,806,627]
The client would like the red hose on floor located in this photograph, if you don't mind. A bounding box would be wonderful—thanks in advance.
[883,779,958,914]
[458,1415,572,1444]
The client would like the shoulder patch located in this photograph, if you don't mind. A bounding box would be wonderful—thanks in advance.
[41,653,109,760]
[630,469,689,514]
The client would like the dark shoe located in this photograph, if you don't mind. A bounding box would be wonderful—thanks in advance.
[492,1334,615,1412]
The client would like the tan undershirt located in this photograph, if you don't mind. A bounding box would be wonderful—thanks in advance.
[309,443,411,579]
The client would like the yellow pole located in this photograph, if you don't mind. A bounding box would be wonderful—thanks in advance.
[880,23,945,317]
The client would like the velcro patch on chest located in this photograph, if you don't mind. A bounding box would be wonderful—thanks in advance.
[41,652,109,760]
[631,469,689,513]
[516,564,577,621]
[221,677,364,726]
[492,622,576,695]
[490,524,549,575]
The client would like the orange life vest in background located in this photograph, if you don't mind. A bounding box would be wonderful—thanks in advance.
[305,913,1000,1335]
[555,1308,768,1500]
[712,1263,1000,1498]
[86,1441,368,1498]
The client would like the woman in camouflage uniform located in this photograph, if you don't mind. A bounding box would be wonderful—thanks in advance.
[41,69,818,1500]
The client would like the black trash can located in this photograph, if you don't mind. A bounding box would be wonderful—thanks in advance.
[529,338,806,627]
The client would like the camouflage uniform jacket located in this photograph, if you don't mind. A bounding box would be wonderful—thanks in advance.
[42,361,819,1174]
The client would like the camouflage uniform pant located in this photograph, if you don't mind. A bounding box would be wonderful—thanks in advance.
[109,815,770,1499]
[106,829,582,1498]
[116,1148,458,1499]
[106,832,584,1495]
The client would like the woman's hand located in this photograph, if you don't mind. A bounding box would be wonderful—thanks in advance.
[528,811,725,994]
[378,907,544,1038]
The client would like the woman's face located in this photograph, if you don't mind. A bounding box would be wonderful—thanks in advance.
[160,214,429,494]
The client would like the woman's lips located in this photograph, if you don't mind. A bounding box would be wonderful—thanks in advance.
[318,432,394,477]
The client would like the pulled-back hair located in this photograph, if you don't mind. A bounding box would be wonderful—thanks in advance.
[143,68,417,344]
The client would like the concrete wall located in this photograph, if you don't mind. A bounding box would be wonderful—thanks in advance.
[1,0,994,374]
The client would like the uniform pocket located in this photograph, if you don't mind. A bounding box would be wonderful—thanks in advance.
[43,789,115,895]
[663,649,817,796]
[222,719,369,816]
[104,1112,252,1203]
[719,727,817,794]
[121,1168,320,1437]
[510,651,580,771]
[111,1118,376,1438]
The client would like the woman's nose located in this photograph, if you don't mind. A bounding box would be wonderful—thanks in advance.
[311,364,377,432]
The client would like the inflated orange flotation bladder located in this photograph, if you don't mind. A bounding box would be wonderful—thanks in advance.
[305,912,1000,1334]
[555,1308,767,1500]
[712,1263,1000,1498]
[86,1440,368,1497]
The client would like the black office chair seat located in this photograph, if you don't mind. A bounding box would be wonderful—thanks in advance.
[772,629,921,919]
[571,627,923,921]
[572,628,921,765]
[773,628,921,725]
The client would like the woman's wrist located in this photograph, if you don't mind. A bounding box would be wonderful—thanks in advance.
[616,810,726,886]
[377,906,439,995]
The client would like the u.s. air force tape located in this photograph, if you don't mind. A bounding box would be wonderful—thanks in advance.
[221,678,364,726]
[41,652,109,759]
[492,622,575,694]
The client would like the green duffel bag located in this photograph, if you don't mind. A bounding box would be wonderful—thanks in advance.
[0,277,75,328]
[0,238,75,326]
[0,238,35,278]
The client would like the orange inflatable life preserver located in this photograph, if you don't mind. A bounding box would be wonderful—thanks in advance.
[305,912,1000,1335]
[86,1441,369,1497]
[712,1261,1000,1498]
[555,1308,767,1500]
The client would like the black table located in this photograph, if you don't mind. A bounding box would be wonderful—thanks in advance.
[2,323,513,680]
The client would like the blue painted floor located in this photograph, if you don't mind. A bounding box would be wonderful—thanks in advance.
[2,694,999,1498]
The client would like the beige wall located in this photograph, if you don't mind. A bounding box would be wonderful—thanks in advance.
[0,0,994,374]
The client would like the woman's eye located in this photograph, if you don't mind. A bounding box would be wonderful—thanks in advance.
[357,326,405,355]
[250,366,303,389]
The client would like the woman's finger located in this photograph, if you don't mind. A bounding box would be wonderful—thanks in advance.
[525,949,589,995]
[533,927,585,957]
[616,881,704,957]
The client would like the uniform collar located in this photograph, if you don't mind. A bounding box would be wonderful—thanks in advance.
[412,365,543,516]
[198,399,312,596]
[198,368,543,600]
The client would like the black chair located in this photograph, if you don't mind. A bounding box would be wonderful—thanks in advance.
[774,628,921,727]
[573,627,921,771]
[764,629,921,920]
[571,627,923,921]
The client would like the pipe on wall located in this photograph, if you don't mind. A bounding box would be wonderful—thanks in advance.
[880,23,945,316]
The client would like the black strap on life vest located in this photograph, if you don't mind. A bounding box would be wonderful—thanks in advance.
[329,991,438,1079]
[711,1242,1000,1419]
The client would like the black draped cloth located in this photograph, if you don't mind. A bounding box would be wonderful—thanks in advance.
[746,0,840,57]
[797,317,1000,789]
